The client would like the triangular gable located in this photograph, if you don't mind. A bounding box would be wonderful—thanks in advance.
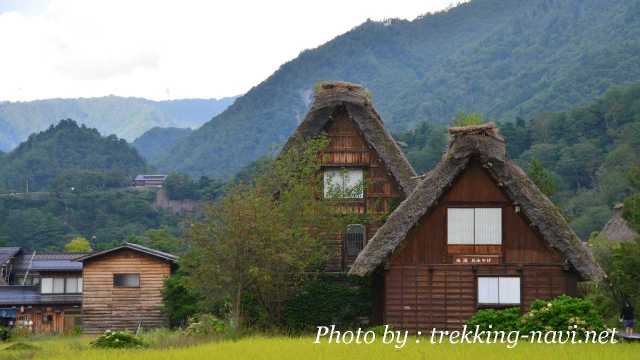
[282,81,417,196]
[349,124,604,281]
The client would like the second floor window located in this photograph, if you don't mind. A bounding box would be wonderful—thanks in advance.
[447,208,502,245]
[323,168,364,199]
[41,277,82,294]
[345,224,365,257]
[114,273,140,288]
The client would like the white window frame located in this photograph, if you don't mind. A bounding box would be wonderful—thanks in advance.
[447,207,502,245]
[477,277,521,305]
[323,168,364,199]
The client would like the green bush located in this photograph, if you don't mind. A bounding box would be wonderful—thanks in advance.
[0,326,10,341]
[184,314,226,336]
[162,273,203,328]
[282,274,372,332]
[520,295,605,335]
[91,330,147,349]
[466,307,522,332]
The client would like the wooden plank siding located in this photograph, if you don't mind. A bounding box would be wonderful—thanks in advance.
[81,249,171,334]
[321,106,404,272]
[384,161,577,331]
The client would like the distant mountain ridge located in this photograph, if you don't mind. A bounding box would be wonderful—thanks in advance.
[156,0,640,178]
[0,95,237,151]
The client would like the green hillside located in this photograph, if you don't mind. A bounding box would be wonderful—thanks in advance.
[133,127,193,163]
[157,0,640,178]
[0,119,146,192]
[0,96,236,151]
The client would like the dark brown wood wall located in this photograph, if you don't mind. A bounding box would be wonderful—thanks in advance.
[384,161,577,331]
[14,305,81,334]
[321,107,404,271]
[81,249,171,334]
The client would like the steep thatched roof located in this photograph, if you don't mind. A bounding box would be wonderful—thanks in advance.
[349,123,605,281]
[282,81,417,195]
[600,204,638,242]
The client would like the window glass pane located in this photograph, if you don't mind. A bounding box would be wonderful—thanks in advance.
[343,169,363,198]
[77,277,83,293]
[475,208,502,245]
[53,278,65,293]
[345,224,365,257]
[323,169,363,198]
[477,277,499,304]
[41,278,53,294]
[447,208,475,244]
[114,274,140,287]
[323,170,341,198]
[499,277,521,304]
[65,278,78,293]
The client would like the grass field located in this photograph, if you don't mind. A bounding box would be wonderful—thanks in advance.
[0,335,638,360]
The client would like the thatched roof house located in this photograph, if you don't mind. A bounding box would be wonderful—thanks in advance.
[349,123,604,281]
[600,203,638,242]
[283,81,417,196]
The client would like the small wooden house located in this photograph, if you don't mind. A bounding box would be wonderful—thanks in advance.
[76,243,177,334]
[349,123,604,331]
[282,81,417,271]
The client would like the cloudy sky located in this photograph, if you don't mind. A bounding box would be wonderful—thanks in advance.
[0,0,463,102]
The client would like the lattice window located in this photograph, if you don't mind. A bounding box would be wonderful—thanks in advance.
[345,224,365,257]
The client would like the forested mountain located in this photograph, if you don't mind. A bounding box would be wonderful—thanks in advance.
[0,120,146,192]
[395,82,640,239]
[132,127,193,163]
[157,0,640,178]
[0,96,237,151]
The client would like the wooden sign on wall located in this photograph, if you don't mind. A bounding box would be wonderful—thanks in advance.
[453,254,501,265]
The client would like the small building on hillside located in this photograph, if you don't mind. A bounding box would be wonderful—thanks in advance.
[282,81,417,271]
[76,243,177,334]
[0,251,85,333]
[349,123,604,331]
[133,174,168,188]
[600,203,638,242]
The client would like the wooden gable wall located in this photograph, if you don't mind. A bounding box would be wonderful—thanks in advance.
[390,161,563,266]
[321,106,404,271]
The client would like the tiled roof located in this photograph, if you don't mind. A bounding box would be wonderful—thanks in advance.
[14,253,87,272]
[0,286,82,306]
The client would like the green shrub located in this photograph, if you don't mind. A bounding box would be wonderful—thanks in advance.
[520,295,605,335]
[184,314,226,336]
[282,274,372,332]
[91,330,147,349]
[466,307,522,332]
[162,273,203,328]
[0,326,10,341]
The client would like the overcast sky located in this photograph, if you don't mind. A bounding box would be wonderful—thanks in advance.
[0,0,463,102]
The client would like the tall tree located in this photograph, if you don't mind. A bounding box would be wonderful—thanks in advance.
[528,159,557,197]
[182,137,343,328]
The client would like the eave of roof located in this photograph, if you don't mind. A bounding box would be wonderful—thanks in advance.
[74,242,177,263]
